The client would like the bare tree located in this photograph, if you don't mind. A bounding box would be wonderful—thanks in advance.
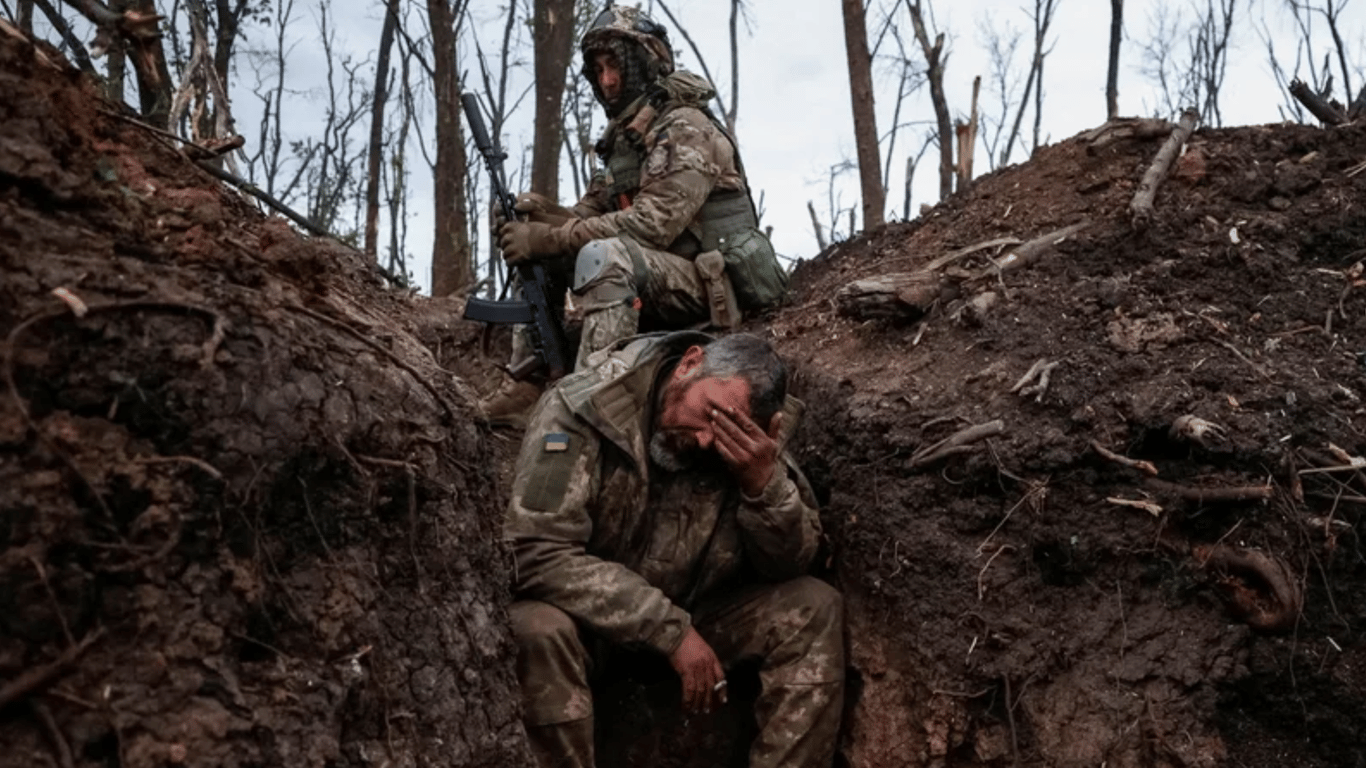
[998,0,1059,166]
[426,0,472,297]
[1265,0,1361,121]
[1138,0,1236,126]
[842,0,885,229]
[906,0,953,200]
[243,0,299,200]
[63,0,174,126]
[530,0,575,200]
[1107,0,1123,119]
[978,16,1022,172]
[363,0,400,260]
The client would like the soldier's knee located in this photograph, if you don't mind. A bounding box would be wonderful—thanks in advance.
[794,576,844,634]
[510,600,579,650]
[573,238,637,301]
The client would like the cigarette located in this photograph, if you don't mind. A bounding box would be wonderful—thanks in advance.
[713,680,728,691]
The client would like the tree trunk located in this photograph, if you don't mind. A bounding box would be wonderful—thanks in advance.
[125,0,174,128]
[907,0,953,201]
[530,0,575,201]
[841,0,885,230]
[364,0,399,260]
[1107,0,1122,120]
[427,0,472,297]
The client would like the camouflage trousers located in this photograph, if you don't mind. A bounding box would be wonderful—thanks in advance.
[510,576,845,768]
[511,236,710,372]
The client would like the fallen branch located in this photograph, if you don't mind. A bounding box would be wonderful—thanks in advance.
[910,419,1005,468]
[1080,117,1176,151]
[1091,440,1158,476]
[1288,79,1347,126]
[1143,478,1272,502]
[973,221,1090,277]
[0,629,104,710]
[193,160,331,238]
[1129,108,1199,229]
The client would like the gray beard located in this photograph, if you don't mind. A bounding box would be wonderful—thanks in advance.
[648,430,696,471]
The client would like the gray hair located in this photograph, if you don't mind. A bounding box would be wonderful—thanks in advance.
[699,333,787,426]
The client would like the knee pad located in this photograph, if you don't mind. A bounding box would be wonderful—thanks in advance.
[572,238,638,305]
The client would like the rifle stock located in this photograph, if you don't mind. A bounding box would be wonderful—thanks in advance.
[460,92,570,380]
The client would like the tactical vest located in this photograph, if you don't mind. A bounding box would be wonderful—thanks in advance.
[596,88,788,311]
[599,109,756,257]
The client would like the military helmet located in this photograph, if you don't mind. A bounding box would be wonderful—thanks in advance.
[580,6,674,80]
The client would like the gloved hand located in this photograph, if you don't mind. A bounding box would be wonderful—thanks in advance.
[513,192,577,227]
[499,220,562,265]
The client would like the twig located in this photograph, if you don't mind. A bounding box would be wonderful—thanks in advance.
[1091,440,1159,476]
[131,454,224,480]
[977,545,1015,600]
[27,555,74,647]
[910,419,1005,468]
[1143,478,1273,502]
[31,701,75,768]
[0,629,104,709]
[973,222,1091,277]
[1214,339,1271,380]
[103,507,182,574]
[192,160,332,238]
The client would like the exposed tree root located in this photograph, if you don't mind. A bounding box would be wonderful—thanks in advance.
[1191,545,1303,632]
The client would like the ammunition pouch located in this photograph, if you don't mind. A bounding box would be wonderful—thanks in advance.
[694,250,740,330]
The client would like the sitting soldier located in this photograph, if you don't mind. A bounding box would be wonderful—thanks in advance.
[504,331,844,768]
[481,6,787,426]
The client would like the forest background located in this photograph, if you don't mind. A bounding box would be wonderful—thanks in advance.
[8,0,1366,296]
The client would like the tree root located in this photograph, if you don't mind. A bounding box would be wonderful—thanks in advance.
[1191,545,1303,632]
[910,419,1005,468]
[1010,359,1059,402]
[1091,440,1158,476]
[1143,478,1273,502]
[0,628,105,710]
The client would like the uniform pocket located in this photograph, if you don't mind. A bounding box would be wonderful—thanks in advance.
[720,227,788,310]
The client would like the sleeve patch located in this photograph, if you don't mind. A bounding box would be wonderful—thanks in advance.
[523,433,580,512]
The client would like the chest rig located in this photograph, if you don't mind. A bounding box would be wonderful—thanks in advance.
[595,88,758,257]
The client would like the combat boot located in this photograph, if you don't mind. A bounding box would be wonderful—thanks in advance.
[478,377,543,428]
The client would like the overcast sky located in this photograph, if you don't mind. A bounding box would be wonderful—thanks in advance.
[25,0,1366,292]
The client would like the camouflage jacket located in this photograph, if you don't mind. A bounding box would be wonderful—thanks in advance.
[568,72,751,256]
[504,331,822,656]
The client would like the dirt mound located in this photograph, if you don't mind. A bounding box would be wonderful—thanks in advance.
[0,33,526,767]
[779,121,1366,765]
[4,22,1366,768]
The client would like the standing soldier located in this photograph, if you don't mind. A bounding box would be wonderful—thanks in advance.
[481,6,788,426]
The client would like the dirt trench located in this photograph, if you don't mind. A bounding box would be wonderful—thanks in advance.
[3,25,1366,768]
[0,33,527,767]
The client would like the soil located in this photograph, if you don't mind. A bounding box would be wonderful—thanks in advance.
[3,26,1365,768]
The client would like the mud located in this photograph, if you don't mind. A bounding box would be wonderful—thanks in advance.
[2,25,1365,768]
[0,33,527,768]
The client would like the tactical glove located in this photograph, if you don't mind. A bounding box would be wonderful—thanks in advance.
[513,192,577,227]
[499,220,562,265]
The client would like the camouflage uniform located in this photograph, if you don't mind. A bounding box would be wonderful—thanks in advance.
[506,331,845,768]
[508,7,775,372]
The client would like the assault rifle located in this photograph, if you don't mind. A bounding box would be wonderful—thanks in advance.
[460,92,569,381]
